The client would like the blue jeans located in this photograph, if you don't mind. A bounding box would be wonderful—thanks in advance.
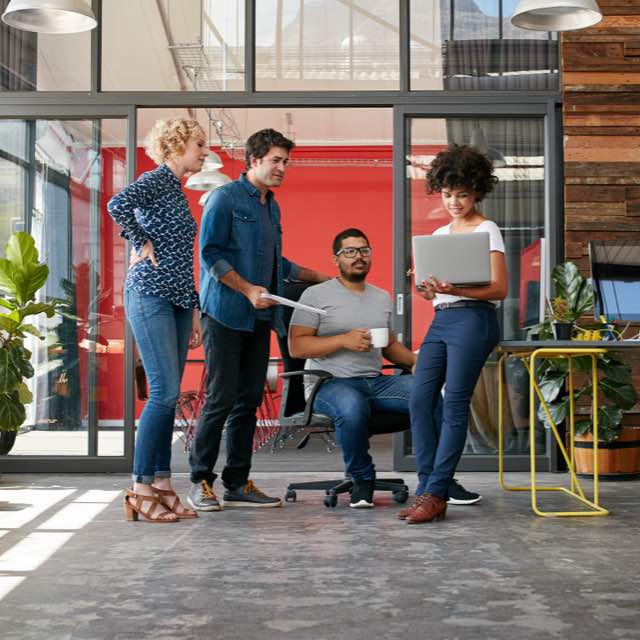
[410,306,499,498]
[313,374,414,481]
[125,289,192,484]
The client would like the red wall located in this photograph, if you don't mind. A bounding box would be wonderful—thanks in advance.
[127,145,395,418]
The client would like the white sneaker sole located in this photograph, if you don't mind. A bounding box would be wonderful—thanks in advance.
[349,500,374,508]
[222,500,283,508]
[447,495,482,506]
[186,496,222,512]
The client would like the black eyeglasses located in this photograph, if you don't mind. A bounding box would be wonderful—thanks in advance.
[335,246,373,258]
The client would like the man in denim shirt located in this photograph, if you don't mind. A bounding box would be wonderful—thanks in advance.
[188,129,328,510]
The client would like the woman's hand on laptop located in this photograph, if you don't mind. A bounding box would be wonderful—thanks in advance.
[426,276,457,296]
[416,279,436,300]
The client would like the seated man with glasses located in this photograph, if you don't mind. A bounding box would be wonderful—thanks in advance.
[289,228,480,508]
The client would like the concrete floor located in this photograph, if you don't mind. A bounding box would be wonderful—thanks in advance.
[0,471,639,640]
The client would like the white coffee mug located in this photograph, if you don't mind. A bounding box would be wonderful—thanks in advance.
[370,327,389,348]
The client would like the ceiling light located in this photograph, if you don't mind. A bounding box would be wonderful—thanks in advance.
[511,0,602,31]
[2,0,97,34]
[187,170,231,191]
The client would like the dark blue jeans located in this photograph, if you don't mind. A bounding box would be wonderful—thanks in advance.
[313,374,414,481]
[189,316,271,489]
[125,289,192,484]
[410,306,499,498]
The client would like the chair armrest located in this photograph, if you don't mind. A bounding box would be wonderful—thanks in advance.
[279,369,334,427]
[381,364,412,375]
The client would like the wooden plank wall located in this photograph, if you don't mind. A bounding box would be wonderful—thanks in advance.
[563,0,640,273]
[563,1,640,410]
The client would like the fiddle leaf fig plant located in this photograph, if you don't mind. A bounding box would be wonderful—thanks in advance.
[528,262,637,442]
[0,232,56,432]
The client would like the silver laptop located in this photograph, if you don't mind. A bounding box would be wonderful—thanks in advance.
[412,232,491,287]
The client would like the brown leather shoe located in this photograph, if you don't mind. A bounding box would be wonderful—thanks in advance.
[405,494,447,524]
[398,496,424,519]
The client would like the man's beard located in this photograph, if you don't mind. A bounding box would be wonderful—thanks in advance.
[339,263,369,283]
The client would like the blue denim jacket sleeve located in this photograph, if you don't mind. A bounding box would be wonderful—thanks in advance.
[200,188,235,281]
[282,257,301,280]
[106,171,153,252]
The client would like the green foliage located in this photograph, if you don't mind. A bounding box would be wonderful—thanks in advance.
[530,262,637,442]
[0,232,55,432]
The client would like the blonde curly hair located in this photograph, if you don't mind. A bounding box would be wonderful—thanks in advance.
[144,118,206,164]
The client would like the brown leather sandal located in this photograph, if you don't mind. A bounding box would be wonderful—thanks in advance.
[153,487,198,519]
[123,489,179,523]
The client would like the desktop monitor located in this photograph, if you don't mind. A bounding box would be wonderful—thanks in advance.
[589,240,640,321]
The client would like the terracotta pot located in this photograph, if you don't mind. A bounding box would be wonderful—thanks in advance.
[574,427,640,477]
[0,430,18,456]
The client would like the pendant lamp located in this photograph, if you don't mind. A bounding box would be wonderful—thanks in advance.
[2,0,97,33]
[511,0,602,31]
[187,170,231,191]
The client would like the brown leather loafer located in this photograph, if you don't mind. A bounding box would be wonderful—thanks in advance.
[405,494,447,524]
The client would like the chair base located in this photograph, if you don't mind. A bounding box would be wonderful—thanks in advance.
[285,477,409,508]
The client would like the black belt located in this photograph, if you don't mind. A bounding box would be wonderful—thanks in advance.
[435,300,496,311]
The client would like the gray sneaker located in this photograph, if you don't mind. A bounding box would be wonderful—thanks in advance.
[187,480,222,511]
[222,480,282,508]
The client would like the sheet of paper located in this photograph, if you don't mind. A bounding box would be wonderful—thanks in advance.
[260,293,327,315]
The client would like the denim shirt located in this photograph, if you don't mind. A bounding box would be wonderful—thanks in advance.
[107,164,199,309]
[199,173,300,336]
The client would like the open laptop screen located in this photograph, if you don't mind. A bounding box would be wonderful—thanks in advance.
[589,240,640,321]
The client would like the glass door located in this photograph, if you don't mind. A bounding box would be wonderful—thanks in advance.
[0,112,132,472]
[392,106,559,472]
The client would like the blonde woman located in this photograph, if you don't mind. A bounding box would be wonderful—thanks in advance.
[108,118,206,523]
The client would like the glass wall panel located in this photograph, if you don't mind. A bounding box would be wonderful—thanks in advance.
[410,0,559,90]
[0,118,127,457]
[256,0,400,91]
[0,0,90,91]
[406,116,546,456]
[101,0,245,91]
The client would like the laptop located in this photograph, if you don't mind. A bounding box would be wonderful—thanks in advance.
[412,232,491,287]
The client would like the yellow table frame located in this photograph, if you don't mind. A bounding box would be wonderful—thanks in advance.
[498,346,609,517]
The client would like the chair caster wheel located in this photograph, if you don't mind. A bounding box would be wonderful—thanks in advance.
[324,494,338,508]
[393,488,409,504]
[285,489,297,503]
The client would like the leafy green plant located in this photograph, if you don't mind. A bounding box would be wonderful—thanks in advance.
[550,296,573,323]
[529,262,637,442]
[0,232,56,432]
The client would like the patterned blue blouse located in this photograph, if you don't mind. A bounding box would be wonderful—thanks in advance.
[107,163,199,309]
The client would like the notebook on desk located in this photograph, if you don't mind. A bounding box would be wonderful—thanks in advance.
[412,232,491,287]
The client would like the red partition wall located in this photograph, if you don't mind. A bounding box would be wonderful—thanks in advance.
[118,145,394,418]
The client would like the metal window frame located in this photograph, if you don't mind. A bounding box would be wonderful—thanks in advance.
[392,99,563,473]
[0,104,134,473]
[0,0,563,473]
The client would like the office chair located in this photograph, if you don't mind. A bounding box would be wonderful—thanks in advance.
[276,281,410,508]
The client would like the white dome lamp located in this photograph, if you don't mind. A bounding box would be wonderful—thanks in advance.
[203,150,223,170]
[187,170,231,192]
[511,0,602,31]
[2,0,97,34]
[470,127,507,169]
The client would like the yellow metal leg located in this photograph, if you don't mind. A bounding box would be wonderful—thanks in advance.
[498,347,609,517]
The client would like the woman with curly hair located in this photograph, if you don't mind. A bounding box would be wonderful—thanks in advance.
[401,144,508,524]
[108,118,207,523]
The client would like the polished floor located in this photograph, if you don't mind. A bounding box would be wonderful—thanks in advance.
[0,471,639,640]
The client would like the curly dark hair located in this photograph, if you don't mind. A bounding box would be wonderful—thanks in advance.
[425,144,498,202]
[245,128,295,169]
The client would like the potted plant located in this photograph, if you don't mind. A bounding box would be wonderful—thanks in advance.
[549,296,573,340]
[529,262,639,477]
[0,232,56,455]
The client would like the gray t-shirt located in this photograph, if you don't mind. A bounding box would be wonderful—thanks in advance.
[290,278,393,382]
